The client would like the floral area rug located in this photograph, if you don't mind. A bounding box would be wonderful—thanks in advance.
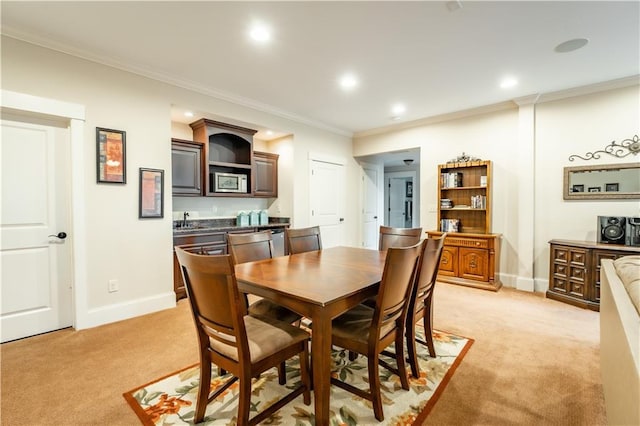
[123,328,472,425]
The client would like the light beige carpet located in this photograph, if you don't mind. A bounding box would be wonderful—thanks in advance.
[0,284,606,425]
[123,329,472,425]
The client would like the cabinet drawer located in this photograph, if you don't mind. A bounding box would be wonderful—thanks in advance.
[552,246,569,264]
[553,263,568,277]
[569,266,586,282]
[174,231,226,246]
[552,277,567,293]
[446,237,489,249]
[569,249,588,266]
[569,280,585,297]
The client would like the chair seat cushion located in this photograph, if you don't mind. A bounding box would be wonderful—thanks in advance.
[211,315,309,363]
[249,299,302,324]
[332,305,395,344]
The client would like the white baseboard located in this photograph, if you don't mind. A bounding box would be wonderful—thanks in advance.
[78,292,176,330]
[498,273,542,293]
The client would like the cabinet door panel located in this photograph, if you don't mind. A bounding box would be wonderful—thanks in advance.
[439,246,458,276]
[459,248,489,281]
[253,151,278,197]
[171,141,202,195]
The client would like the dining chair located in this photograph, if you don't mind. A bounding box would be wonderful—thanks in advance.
[284,226,322,254]
[330,240,426,421]
[378,225,423,251]
[406,233,447,378]
[227,231,303,325]
[174,248,311,425]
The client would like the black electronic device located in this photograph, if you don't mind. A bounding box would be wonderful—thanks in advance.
[598,216,626,244]
[625,217,640,247]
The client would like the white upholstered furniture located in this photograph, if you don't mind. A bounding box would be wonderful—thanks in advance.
[600,255,639,425]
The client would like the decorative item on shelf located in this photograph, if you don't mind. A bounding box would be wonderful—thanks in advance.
[480,175,487,187]
[236,211,249,227]
[440,198,453,208]
[440,218,460,232]
[96,127,126,184]
[259,209,269,225]
[441,172,463,188]
[448,152,482,163]
[249,210,259,226]
[568,135,640,161]
[138,168,164,219]
[471,195,486,209]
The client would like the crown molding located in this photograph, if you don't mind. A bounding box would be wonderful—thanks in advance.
[2,30,352,138]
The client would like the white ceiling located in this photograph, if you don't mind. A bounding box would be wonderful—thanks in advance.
[2,1,639,145]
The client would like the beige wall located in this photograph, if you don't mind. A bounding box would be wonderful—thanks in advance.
[1,36,355,329]
[354,84,640,291]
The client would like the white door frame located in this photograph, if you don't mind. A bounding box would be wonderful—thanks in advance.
[360,162,384,248]
[1,90,87,329]
[384,170,418,227]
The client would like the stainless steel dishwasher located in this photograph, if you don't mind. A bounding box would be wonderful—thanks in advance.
[271,228,285,257]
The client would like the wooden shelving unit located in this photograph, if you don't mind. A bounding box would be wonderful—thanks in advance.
[431,159,501,291]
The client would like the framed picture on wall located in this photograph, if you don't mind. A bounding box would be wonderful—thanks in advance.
[96,127,126,184]
[605,183,619,192]
[406,181,413,197]
[588,186,601,193]
[571,184,584,193]
[139,168,164,219]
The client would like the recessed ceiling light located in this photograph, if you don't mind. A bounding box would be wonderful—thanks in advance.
[249,25,271,43]
[391,103,406,115]
[266,130,274,136]
[184,111,194,118]
[339,73,358,90]
[554,38,589,53]
[500,77,518,89]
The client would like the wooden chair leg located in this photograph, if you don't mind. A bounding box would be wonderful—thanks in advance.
[368,353,384,422]
[237,378,252,426]
[195,361,212,423]
[395,334,410,390]
[406,319,420,378]
[300,345,311,405]
[423,310,436,357]
[277,361,287,385]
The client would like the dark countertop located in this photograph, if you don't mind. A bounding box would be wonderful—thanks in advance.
[173,217,290,235]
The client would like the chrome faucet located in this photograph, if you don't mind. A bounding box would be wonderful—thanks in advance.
[182,211,189,228]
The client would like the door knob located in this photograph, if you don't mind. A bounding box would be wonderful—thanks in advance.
[48,232,67,239]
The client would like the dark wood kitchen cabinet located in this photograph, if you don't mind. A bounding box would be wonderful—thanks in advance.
[190,118,256,197]
[171,139,203,196]
[547,239,640,311]
[253,151,278,197]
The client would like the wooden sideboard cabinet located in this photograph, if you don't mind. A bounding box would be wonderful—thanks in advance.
[427,231,501,291]
[547,239,640,311]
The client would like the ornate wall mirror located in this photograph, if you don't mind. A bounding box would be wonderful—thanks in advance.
[563,162,640,200]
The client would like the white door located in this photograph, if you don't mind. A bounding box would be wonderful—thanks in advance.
[362,166,379,249]
[1,118,73,342]
[388,177,406,227]
[310,159,344,248]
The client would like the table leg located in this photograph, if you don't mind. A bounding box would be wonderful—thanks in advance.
[311,311,331,425]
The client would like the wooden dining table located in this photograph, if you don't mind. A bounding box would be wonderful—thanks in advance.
[235,245,387,425]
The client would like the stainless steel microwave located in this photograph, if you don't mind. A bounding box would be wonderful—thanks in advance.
[214,172,248,193]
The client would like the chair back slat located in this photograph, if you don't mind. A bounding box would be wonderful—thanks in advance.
[227,231,274,264]
[175,248,248,357]
[378,226,422,251]
[285,226,322,254]
[373,240,426,339]
[413,234,447,304]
